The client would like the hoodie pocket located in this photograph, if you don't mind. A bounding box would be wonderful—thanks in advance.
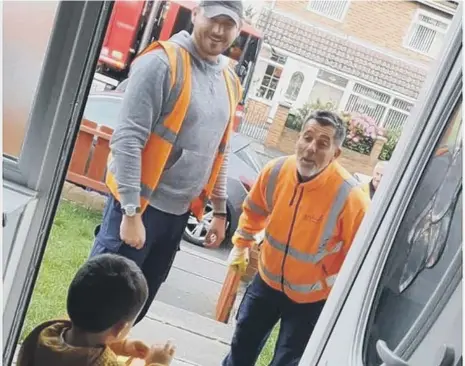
[160,148,214,200]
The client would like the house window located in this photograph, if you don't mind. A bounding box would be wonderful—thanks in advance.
[405,10,450,58]
[307,0,350,22]
[384,98,415,130]
[345,83,413,130]
[345,84,390,122]
[256,64,283,101]
[270,51,287,65]
[309,69,348,108]
[285,72,304,101]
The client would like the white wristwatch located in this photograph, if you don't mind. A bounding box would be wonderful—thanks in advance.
[121,205,141,217]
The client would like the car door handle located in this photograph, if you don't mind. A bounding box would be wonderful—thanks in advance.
[376,340,409,366]
[377,340,456,366]
[435,344,455,366]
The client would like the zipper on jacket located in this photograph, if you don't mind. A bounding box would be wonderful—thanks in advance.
[281,186,304,293]
[289,185,298,206]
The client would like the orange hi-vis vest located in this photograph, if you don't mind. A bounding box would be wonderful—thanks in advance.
[105,41,243,219]
[232,156,369,303]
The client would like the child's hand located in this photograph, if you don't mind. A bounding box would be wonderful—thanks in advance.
[109,339,149,359]
[126,340,150,359]
[146,341,176,365]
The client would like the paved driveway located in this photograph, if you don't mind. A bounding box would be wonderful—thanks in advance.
[154,240,230,319]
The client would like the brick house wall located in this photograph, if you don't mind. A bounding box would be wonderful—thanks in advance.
[244,99,271,125]
[274,0,451,63]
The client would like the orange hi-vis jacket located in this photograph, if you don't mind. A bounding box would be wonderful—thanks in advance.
[106,41,243,219]
[233,156,369,303]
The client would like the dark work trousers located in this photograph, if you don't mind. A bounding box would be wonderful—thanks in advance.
[89,195,189,324]
[223,274,326,366]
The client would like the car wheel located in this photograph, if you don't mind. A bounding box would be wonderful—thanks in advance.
[183,202,230,247]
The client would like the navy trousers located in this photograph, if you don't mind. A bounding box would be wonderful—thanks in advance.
[89,195,189,324]
[223,274,326,366]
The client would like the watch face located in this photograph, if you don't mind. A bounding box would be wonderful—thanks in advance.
[125,206,136,216]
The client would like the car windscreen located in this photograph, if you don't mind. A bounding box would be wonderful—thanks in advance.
[83,96,122,130]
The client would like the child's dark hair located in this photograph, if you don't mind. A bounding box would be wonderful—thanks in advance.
[67,254,148,333]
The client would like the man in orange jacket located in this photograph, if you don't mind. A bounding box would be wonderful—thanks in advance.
[222,110,369,366]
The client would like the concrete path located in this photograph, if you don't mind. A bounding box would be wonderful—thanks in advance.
[156,243,229,319]
[131,301,234,366]
[129,243,237,366]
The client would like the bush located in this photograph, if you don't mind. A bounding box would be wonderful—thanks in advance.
[379,127,401,161]
[343,114,381,156]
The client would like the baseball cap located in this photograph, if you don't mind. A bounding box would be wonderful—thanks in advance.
[199,1,244,27]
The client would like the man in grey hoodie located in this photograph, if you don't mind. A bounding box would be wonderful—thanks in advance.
[89,0,244,324]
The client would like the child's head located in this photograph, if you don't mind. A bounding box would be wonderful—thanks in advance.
[67,254,148,342]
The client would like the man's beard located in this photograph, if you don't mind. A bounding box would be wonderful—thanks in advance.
[297,163,324,181]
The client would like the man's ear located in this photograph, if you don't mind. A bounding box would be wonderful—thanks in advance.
[334,146,342,159]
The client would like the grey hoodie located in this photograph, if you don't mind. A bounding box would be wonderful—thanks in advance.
[108,31,232,215]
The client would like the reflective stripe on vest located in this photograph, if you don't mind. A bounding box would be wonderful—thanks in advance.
[259,255,324,294]
[244,195,268,217]
[325,274,338,287]
[265,231,343,263]
[236,228,255,241]
[265,157,287,211]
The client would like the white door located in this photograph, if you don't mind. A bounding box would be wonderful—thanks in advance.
[299,8,463,366]
[2,2,112,364]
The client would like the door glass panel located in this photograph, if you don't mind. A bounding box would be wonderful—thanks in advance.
[3,1,59,158]
[363,101,463,365]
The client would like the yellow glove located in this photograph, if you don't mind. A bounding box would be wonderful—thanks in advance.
[227,246,250,274]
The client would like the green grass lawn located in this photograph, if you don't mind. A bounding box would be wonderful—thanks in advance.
[21,199,278,364]
[21,200,101,340]
[256,325,279,366]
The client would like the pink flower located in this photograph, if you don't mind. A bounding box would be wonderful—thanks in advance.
[353,137,360,143]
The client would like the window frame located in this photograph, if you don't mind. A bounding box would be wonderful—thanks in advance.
[256,62,284,101]
[2,2,108,191]
[307,0,351,22]
[403,8,451,58]
[2,2,113,364]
